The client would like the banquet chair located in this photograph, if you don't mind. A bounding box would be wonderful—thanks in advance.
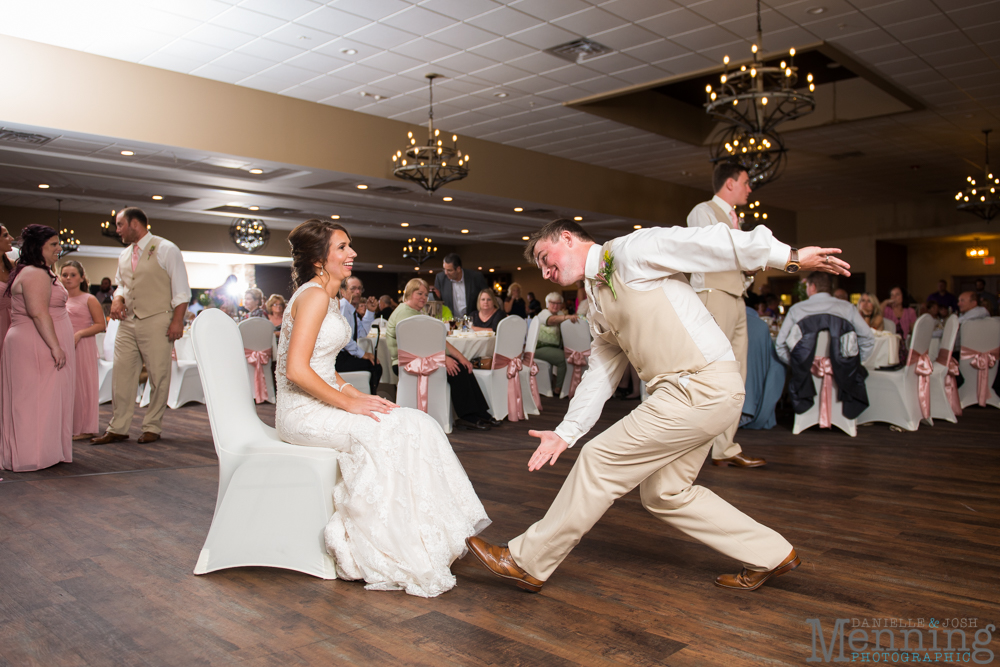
[857,314,935,431]
[791,331,857,437]
[95,329,114,405]
[523,317,553,399]
[929,314,961,422]
[238,318,276,404]
[138,337,205,409]
[882,319,897,335]
[560,318,592,399]
[339,370,372,395]
[396,315,452,433]
[957,318,1000,409]
[190,309,339,580]
[473,316,527,422]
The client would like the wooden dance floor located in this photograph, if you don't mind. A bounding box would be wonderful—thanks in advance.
[1,397,998,666]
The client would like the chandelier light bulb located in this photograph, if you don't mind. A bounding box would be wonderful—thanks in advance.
[706,84,712,93]
[752,44,758,53]
[807,73,814,82]
[780,61,786,69]
[790,48,796,57]
[761,97,768,105]
[721,74,727,83]
[724,55,730,64]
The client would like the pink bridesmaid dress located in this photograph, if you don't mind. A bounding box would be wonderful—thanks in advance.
[66,293,100,436]
[0,277,10,359]
[1,273,76,471]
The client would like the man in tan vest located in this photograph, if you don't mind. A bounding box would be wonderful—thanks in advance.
[687,162,766,468]
[466,219,850,593]
[92,207,190,445]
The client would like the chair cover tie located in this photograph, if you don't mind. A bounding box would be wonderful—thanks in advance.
[244,348,272,404]
[493,354,525,422]
[906,349,933,420]
[936,348,962,417]
[564,348,591,398]
[810,356,834,428]
[960,346,999,407]
[398,350,447,413]
[522,351,542,413]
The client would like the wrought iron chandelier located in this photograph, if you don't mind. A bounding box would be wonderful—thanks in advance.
[736,199,770,226]
[955,129,1000,222]
[56,199,80,257]
[709,125,787,190]
[403,236,436,266]
[391,74,470,194]
[100,209,126,246]
[230,218,270,253]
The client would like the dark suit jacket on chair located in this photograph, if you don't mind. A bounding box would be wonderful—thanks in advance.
[434,269,489,318]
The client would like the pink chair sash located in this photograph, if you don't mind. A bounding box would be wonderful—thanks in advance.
[936,348,962,417]
[960,346,999,407]
[398,350,447,413]
[244,348,272,404]
[906,349,933,420]
[810,356,834,428]
[492,353,525,422]
[564,348,591,398]
[522,351,542,413]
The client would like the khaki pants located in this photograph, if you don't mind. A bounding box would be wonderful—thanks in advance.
[108,312,172,435]
[508,361,791,581]
[698,290,747,460]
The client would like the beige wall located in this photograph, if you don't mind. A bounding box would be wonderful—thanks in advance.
[907,237,999,300]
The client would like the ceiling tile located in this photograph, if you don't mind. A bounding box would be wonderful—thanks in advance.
[671,25,741,52]
[622,38,688,62]
[236,38,307,62]
[466,6,542,35]
[903,31,972,55]
[328,0,411,22]
[416,0,501,22]
[239,0,322,21]
[599,0,678,23]
[509,0,594,21]
[426,22,499,50]
[265,22,340,47]
[139,51,205,74]
[579,51,644,74]
[922,45,986,69]
[210,50,276,74]
[471,63,534,85]
[285,74,364,98]
[543,64,603,85]
[949,3,1000,29]
[380,5,455,34]
[506,22,578,50]
[357,50,425,74]
[191,63,251,83]
[294,6,371,35]
[155,38,230,64]
[552,7,630,37]
[468,38,538,63]
[256,63,318,86]
[388,37,462,61]
[435,51,501,74]
[861,0,940,26]
[883,14,952,41]
[238,73,296,93]
[505,74,564,94]
[285,49,352,73]
[639,7,713,39]
[210,7,287,35]
[612,63,670,85]
[147,0,234,23]
[184,22,259,49]
[329,62,396,84]
[590,23,662,51]
[348,22,419,50]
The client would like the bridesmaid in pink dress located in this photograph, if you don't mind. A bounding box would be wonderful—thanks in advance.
[60,260,106,440]
[0,225,16,359]
[1,225,75,472]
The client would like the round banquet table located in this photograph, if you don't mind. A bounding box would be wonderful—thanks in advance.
[446,332,496,361]
[863,330,901,370]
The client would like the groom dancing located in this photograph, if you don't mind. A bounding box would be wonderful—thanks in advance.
[466,219,850,592]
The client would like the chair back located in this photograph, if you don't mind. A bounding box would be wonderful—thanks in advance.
[883,319,896,335]
[396,315,451,431]
[909,314,934,356]
[192,309,266,456]
[238,317,274,352]
[961,318,1000,351]
[103,318,119,360]
[524,316,541,356]
[939,314,959,358]
[95,332,106,361]
[397,314,447,358]
[492,316,527,364]
[560,318,591,353]
[813,330,831,358]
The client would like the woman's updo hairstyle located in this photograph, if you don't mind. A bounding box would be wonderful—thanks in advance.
[5,224,58,297]
[288,219,351,289]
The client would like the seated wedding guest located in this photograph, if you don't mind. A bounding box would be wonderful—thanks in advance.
[375,295,395,321]
[526,291,542,318]
[575,282,590,319]
[503,282,527,318]
[856,292,884,332]
[387,278,497,431]
[92,276,114,303]
[927,279,958,315]
[266,294,285,329]
[275,219,489,597]
[335,275,382,395]
[833,288,849,301]
[740,305,786,430]
[776,271,875,365]
[186,293,204,319]
[0,224,15,359]
[881,286,916,344]
[472,289,505,332]
[1,225,75,471]
[924,300,945,337]
[533,292,578,396]
[242,288,267,319]
[973,278,997,314]
[60,260,105,441]
[957,290,990,323]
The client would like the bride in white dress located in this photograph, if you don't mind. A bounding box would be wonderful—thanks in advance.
[275,219,490,598]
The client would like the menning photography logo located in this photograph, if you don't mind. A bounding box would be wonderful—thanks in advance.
[806,617,996,664]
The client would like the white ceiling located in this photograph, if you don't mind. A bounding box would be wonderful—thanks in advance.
[1,0,999,228]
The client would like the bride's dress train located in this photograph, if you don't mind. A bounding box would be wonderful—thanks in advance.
[275,283,490,597]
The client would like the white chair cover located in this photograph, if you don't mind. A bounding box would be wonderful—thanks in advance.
[559,318,592,399]
[191,309,339,580]
[857,314,935,431]
[238,317,276,404]
[957,318,1000,409]
[339,370,372,395]
[473,316,527,421]
[95,330,113,404]
[929,314,961,422]
[882,319,897,335]
[138,334,205,409]
[396,315,452,433]
[523,316,553,399]
[791,330,857,437]
[520,317,546,415]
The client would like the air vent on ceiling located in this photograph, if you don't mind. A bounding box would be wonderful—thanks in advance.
[829,151,865,160]
[0,128,55,147]
[545,38,613,64]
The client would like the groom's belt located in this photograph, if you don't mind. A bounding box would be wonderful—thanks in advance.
[645,360,741,393]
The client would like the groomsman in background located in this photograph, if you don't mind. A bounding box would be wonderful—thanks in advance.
[434,253,488,319]
[92,207,189,445]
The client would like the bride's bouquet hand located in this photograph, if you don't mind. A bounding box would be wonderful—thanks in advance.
[346,394,398,422]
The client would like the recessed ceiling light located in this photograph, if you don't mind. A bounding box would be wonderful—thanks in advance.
[38,184,50,189]
[514,207,523,212]
[151,195,163,200]
[356,184,368,189]
[522,236,529,240]
[478,266,483,270]
[248,206,259,211]
[461,229,469,233]
[120,150,134,156]
[341,48,358,55]
[494,92,509,98]
[573,216,582,221]
[249,168,263,174]
[807,6,826,14]
[414,266,419,271]
[517,267,521,270]
[400,222,409,227]
[330,215,340,220]
[634,224,642,229]
[489,268,495,273]
[377,264,383,269]
[442,196,453,201]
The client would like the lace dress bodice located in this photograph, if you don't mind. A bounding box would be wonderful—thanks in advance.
[276,282,349,407]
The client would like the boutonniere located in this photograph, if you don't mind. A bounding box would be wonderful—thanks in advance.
[594,249,617,300]
[146,244,156,260]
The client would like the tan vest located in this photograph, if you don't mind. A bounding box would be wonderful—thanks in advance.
[594,241,710,386]
[701,201,745,298]
[119,235,173,319]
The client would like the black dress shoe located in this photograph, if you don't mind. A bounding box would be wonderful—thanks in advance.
[489,418,504,427]
[456,418,490,431]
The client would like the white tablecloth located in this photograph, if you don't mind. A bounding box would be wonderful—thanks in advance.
[446,333,496,361]
[863,331,900,369]
[359,335,394,385]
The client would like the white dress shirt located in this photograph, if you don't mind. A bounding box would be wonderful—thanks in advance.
[113,232,191,309]
[450,273,468,318]
[554,225,791,447]
[958,306,990,324]
[339,297,375,358]
[686,195,755,294]
[773,292,875,365]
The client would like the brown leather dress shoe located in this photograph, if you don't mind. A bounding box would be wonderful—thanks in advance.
[137,432,161,444]
[465,536,545,593]
[712,452,767,467]
[714,549,801,591]
[90,432,129,445]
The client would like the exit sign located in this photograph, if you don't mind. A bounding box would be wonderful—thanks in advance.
[986,257,996,265]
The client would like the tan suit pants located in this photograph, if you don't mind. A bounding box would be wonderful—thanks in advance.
[698,290,747,460]
[508,361,792,582]
[108,312,172,435]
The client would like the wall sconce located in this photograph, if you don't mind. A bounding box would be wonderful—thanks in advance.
[965,242,989,258]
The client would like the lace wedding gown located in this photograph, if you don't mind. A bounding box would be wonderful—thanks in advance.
[275,282,490,597]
